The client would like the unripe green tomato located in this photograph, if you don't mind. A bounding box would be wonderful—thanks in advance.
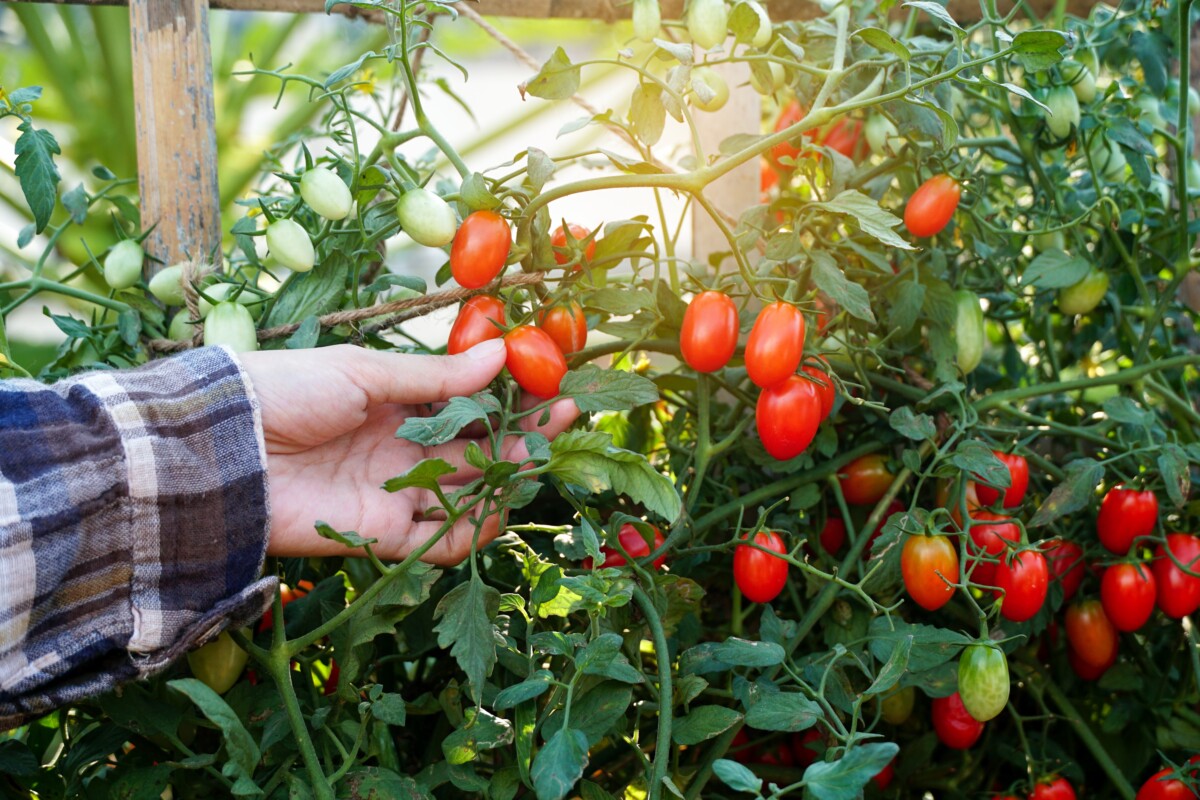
[1188,160,1200,190]
[187,630,249,695]
[748,61,785,94]
[1151,177,1172,208]
[266,218,315,273]
[104,239,144,290]
[1134,95,1166,130]
[864,114,899,156]
[396,187,458,248]
[300,166,353,221]
[148,264,187,306]
[687,0,728,50]
[1075,47,1099,77]
[690,67,730,112]
[632,0,661,42]
[744,0,772,48]
[957,643,1010,722]
[953,289,985,375]
[1089,136,1126,179]
[880,685,915,725]
[1031,230,1064,252]
[204,302,259,352]
[1058,267,1109,315]
[168,310,197,342]
[1187,87,1200,118]
[1045,86,1081,138]
[1060,60,1096,104]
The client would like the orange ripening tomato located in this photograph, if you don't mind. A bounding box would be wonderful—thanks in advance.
[904,175,962,238]
[901,534,959,611]
[745,301,806,389]
[504,325,568,399]
[680,290,739,373]
[817,118,863,160]
[770,100,810,166]
[258,580,314,633]
[551,224,596,268]
[1065,599,1119,669]
[760,158,780,194]
[756,374,823,460]
[447,295,507,355]
[838,454,894,506]
[537,301,588,355]
[449,210,511,289]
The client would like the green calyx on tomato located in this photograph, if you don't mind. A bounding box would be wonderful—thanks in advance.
[550,223,596,268]
[957,643,1010,722]
[1058,267,1109,315]
[204,302,259,353]
[450,210,511,289]
[187,630,249,695]
[104,239,145,290]
[687,0,729,50]
[300,166,353,221]
[397,187,458,248]
[953,289,985,375]
[266,218,316,273]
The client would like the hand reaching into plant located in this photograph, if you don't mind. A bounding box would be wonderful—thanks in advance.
[240,339,578,565]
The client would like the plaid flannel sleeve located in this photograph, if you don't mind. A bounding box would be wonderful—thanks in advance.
[0,346,278,730]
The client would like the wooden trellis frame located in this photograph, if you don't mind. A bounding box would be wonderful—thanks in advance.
[8,0,1198,270]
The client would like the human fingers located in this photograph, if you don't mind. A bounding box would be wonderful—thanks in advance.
[343,339,507,407]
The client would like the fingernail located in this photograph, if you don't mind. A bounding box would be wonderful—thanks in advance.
[467,338,506,359]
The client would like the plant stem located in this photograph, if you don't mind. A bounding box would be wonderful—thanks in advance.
[633,586,673,800]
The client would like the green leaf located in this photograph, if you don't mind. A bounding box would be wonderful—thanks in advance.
[461,171,502,212]
[712,637,785,667]
[577,633,645,684]
[541,682,633,746]
[168,679,261,781]
[1023,249,1089,288]
[494,671,555,709]
[1105,117,1157,157]
[520,47,580,101]
[335,768,430,800]
[888,280,926,334]
[1028,458,1103,527]
[547,430,681,522]
[531,728,589,800]
[382,458,457,493]
[395,396,490,446]
[1159,444,1190,509]
[816,191,916,251]
[803,743,900,800]
[712,759,762,795]
[314,521,377,549]
[1131,30,1168,93]
[560,365,659,413]
[263,250,351,328]
[1010,30,1067,71]
[902,1,963,32]
[950,442,1008,488]
[672,706,742,745]
[853,27,911,60]
[14,120,61,233]
[585,287,655,316]
[443,708,514,765]
[812,252,875,324]
[744,693,822,732]
[433,577,501,692]
[868,618,969,672]
[1000,82,1050,113]
[889,407,936,441]
[0,741,39,777]
[372,693,408,726]
[286,315,321,349]
[867,635,912,695]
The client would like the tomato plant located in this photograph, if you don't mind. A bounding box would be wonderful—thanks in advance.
[932,692,985,750]
[993,548,1049,623]
[975,451,1030,509]
[1065,599,1120,671]
[1152,533,1200,619]
[1030,776,1077,800]
[755,373,823,460]
[838,454,894,506]
[958,643,1010,722]
[1100,562,1157,632]
[583,523,667,570]
[550,223,596,267]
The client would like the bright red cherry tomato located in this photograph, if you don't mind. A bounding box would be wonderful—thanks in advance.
[733,530,789,603]
[1043,539,1085,602]
[1152,533,1200,618]
[745,302,806,389]
[1137,768,1196,800]
[872,758,896,790]
[1065,599,1119,669]
[904,175,961,238]
[504,325,568,399]
[756,374,822,460]
[537,301,588,355]
[550,223,596,267]
[902,535,960,611]
[965,511,1021,588]
[1068,643,1115,680]
[819,516,846,555]
[1097,486,1158,555]
[583,523,666,570]
[974,452,1030,509]
[931,692,984,750]
[993,549,1049,622]
[680,290,739,373]
[447,295,506,355]
[1100,561,1157,632]
[1029,776,1076,800]
[801,364,835,420]
[449,210,511,289]
[839,454,894,506]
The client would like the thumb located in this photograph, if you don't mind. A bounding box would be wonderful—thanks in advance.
[353,338,507,405]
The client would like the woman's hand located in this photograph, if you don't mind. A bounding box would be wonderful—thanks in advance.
[239,339,577,564]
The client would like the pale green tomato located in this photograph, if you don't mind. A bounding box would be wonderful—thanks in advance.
[880,685,915,725]
[1031,230,1064,252]
[748,61,785,94]
[148,264,186,306]
[1089,135,1126,180]
[203,302,259,352]
[1188,160,1200,190]
[396,187,458,248]
[1060,60,1096,104]
[186,630,249,695]
[300,166,353,221]
[864,114,899,155]
[632,0,661,42]
[1045,86,1081,138]
[1151,177,1172,208]
[953,289,985,375]
[1058,267,1109,315]
[958,644,1010,722]
[266,218,315,272]
[1134,95,1166,130]
[742,0,771,48]
[104,239,144,290]
[1186,87,1200,118]
[168,310,196,342]
[687,0,728,50]
[690,67,730,112]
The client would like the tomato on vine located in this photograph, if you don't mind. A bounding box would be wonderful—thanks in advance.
[1100,562,1157,632]
[904,175,961,238]
[1058,267,1109,315]
[818,516,846,555]
[680,290,739,373]
[974,451,1030,509]
[1151,533,1200,619]
[1029,776,1076,800]
[965,511,1021,587]
[838,454,894,506]
[551,223,596,268]
[1068,644,1115,680]
[447,295,506,355]
[957,643,1010,722]
[733,530,789,603]
[901,534,959,611]
[1096,485,1158,555]
[583,523,667,570]
[931,692,984,749]
[745,301,805,389]
[449,210,511,289]
[187,630,249,695]
[993,549,1049,623]
[801,363,835,419]
[1065,599,1119,669]
[504,325,568,399]
[756,374,822,460]
[1044,538,1085,602]
[872,759,896,790]
[537,300,588,355]
[880,686,915,725]
[1137,769,1196,800]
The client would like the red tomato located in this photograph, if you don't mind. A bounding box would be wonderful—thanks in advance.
[770,100,810,166]
[449,210,511,289]
[550,223,596,268]
[904,175,961,238]
[729,729,755,764]
[756,374,822,460]
[965,511,1021,587]
[801,364,835,420]
[791,729,823,766]
[1068,644,1115,680]
[583,523,666,570]
[1152,533,1200,618]
[504,325,568,399]
[839,454,894,506]
[447,295,507,355]
[872,759,896,790]
[760,158,780,193]
[745,302,806,389]
[537,301,587,355]
[820,516,846,554]
[323,659,340,697]
[993,549,1049,622]
[758,741,795,767]
[1029,776,1076,800]
[902,535,960,611]
[819,118,863,160]
[932,692,984,749]
[259,580,314,633]
[1100,561,1157,632]
[1097,486,1158,555]
[974,452,1030,508]
[1137,768,1197,800]
[680,290,739,373]
[1043,539,1086,602]
[733,530,790,603]
[1065,599,1119,669]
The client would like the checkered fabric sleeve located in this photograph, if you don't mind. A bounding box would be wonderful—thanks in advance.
[0,346,277,730]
